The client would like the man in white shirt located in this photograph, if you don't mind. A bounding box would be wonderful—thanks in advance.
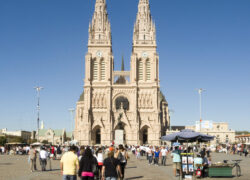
[160,146,168,166]
[1,146,5,154]
[147,146,153,165]
[39,146,48,171]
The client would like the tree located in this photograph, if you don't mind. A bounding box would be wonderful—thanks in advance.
[236,131,250,135]
[42,140,49,144]
[0,136,7,146]
[29,139,37,144]
[8,136,23,143]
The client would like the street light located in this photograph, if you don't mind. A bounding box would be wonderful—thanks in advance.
[168,109,175,131]
[196,88,206,132]
[34,86,44,142]
[68,108,75,140]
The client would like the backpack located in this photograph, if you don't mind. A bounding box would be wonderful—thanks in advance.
[117,152,123,161]
[117,151,126,162]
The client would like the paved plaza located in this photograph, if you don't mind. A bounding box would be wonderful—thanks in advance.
[0,153,249,180]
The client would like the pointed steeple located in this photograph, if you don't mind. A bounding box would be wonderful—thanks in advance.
[88,0,112,46]
[133,0,156,46]
[121,55,125,71]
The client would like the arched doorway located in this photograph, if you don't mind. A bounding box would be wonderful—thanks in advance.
[96,129,101,144]
[143,129,148,144]
[92,126,101,145]
[140,126,149,145]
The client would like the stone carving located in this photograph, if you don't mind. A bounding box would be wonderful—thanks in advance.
[92,91,107,109]
[78,108,83,118]
[138,91,153,109]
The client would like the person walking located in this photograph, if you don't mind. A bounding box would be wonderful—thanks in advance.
[115,145,128,180]
[154,147,160,166]
[244,146,248,157]
[60,145,79,180]
[39,146,48,171]
[136,147,141,160]
[160,146,168,166]
[102,151,121,180]
[147,146,153,165]
[171,146,182,177]
[78,147,98,180]
[29,146,37,172]
[57,145,62,159]
[47,148,52,171]
[96,148,104,179]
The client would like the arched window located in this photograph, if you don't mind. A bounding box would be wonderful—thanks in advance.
[138,60,143,81]
[146,60,150,81]
[100,60,105,80]
[93,60,98,81]
[115,96,129,111]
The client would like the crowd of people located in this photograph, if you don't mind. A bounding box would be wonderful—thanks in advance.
[60,144,129,180]
[0,145,31,155]
[216,144,250,157]
[1,142,249,179]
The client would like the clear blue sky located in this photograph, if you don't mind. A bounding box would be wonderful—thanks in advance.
[0,0,249,131]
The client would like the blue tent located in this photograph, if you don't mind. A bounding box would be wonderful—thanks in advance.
[161,129,214,142]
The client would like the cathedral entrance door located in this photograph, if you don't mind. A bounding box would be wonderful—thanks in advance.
[143,129,148,144]
[140,126,149,145]
[114,122,126,145]
[92,126,101,145]
[96,129,101,144]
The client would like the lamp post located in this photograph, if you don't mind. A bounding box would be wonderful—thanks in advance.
[168,109,175,131]
[197,88,206,132]
[68,108,75,141]
[34,86,43,142]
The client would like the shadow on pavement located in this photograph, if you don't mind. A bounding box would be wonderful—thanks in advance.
[0,163,13,165]
[126,176,144,180]
[126,166,137,169]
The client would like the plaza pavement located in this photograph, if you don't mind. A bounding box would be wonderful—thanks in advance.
[0,152,249,180]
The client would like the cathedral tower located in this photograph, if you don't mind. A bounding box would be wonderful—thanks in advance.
[131,0,159,85]
[75,0,114,145]
[85,0,113,85]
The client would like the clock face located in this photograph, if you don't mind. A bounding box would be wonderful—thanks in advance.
[142,52,148,58]
[96,51,102,57]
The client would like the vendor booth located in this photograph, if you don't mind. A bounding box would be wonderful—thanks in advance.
[161,129,214,179]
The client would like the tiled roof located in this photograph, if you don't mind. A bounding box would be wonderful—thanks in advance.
[79,91,84,101]
[38,129,65,137]
[235,134,250,138]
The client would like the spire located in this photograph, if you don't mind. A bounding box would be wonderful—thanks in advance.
[139,0,149,4]
[133,0,156,46]
[88,0,112,46]
[121,55,125,71]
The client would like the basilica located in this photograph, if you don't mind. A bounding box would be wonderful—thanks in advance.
[74,0,170,146]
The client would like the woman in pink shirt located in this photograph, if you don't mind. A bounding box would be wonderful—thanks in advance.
[78,147,98,180]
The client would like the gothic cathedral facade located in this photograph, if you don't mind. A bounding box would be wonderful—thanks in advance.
[74,0,170,146]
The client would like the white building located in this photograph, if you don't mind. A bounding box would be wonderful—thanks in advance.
[235,134,250,144]
[185,122,235,145]
[1,128,31,142]
[74,0,170,146]
[38,129,67,145]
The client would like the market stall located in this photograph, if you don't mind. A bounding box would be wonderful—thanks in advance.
[161,129,215,179]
